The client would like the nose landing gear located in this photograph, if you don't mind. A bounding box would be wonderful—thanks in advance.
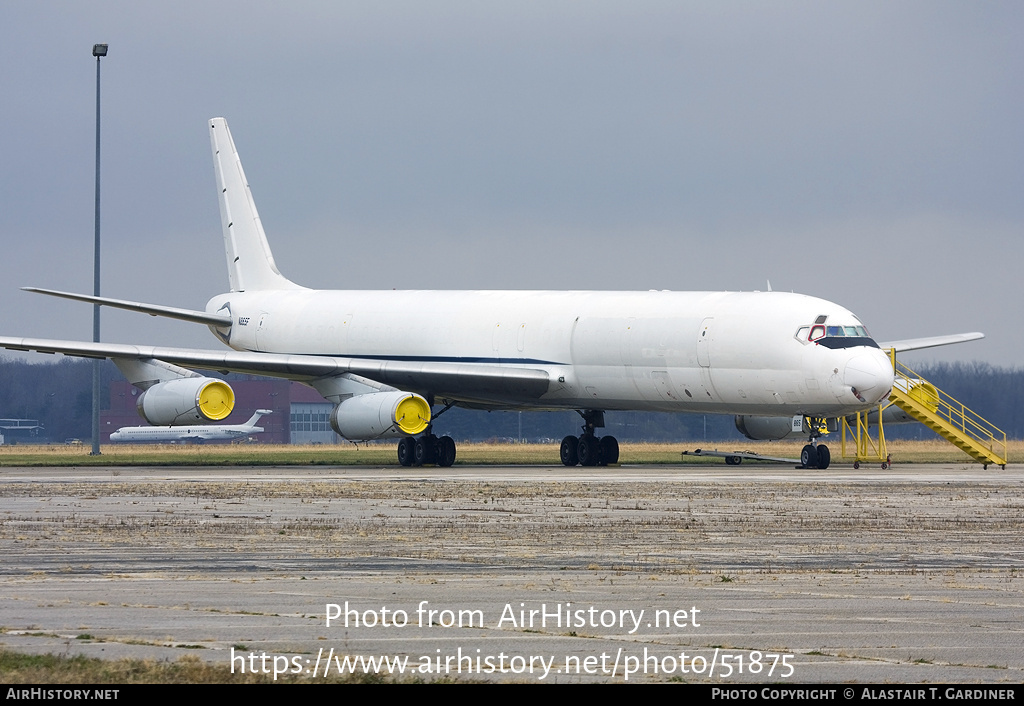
[800,443,831,469]
[800,417,831,469]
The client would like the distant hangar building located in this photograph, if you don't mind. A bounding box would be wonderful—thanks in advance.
[0,418,45,444]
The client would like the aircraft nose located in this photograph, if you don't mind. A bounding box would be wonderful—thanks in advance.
[843,350,895,405]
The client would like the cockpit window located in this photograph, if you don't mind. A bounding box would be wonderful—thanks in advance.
[795,321,877,347]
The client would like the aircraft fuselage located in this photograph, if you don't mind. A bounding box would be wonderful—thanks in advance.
[109,426,258,442]
[209,288,894,418]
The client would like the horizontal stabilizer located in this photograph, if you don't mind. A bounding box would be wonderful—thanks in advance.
[22,288,232,327]
[880,332,984,353]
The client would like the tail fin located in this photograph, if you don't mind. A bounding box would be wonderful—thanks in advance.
[244,409,273,426]
[209,118,302,292]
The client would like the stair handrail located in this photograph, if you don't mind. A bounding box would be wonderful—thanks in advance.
[888,350,1007,458]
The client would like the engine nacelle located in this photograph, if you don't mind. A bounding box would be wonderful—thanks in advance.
[735,415,841,441]
[737,389,929,440]
[330,391,431,440]
[858,405,916,426]
[734,415,805,441]
[136,378,235,426]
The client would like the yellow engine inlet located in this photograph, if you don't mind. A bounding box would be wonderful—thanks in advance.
[906,380,940,414]
[394,394,431,435]
[197,380,235,421]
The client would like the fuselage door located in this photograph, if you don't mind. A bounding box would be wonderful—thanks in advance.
[697,317,713,368]
[255,312,271,352]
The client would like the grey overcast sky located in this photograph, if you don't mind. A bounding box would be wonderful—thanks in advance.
[1,1,1021,366]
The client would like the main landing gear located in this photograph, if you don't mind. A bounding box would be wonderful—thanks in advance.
[397,433,457,467]
[396,402,457,468]
[560,410,619,467]
[799,416,831,470]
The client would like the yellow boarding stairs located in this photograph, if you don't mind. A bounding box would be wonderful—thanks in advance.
[841,350,1007,469]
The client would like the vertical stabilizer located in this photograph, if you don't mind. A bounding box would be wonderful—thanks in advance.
[245,409,272,427]
[209,118,302,292]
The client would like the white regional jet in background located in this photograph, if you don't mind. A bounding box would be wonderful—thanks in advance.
[0,118,982,469]
[109,409,271,444]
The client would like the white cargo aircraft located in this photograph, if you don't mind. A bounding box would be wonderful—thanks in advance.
[0,118,982,469]
[109,409,271,443]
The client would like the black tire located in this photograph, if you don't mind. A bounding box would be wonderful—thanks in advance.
[578,436,600,467]
[726,455,742,465]
[599,436,619,466]
[560,435,579,466]
[414,437,432,466]
[853,461,860,470]
[437,436,457,468]
[397,437,415,467]
[800,444,818,469]
[816,444,830,470]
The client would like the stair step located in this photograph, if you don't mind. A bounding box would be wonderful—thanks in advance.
[847,358,1006,467]
[890,388,1006,466]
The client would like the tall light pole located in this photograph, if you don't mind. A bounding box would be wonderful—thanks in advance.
[91,43,107,456]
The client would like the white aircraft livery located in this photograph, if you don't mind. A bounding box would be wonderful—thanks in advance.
[0,118,982,469]
[109,409,271,443]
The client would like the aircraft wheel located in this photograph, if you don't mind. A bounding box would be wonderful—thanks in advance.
[414,437,433,466]
[397,437,415,467]
[578,436,600,467]
[800,444,818,469]
[560,435,579,466]
[436,436,457,468]
[816,445,830,470]
[853,461,860,470]
[725,455,742,465]
[599,436,620,466]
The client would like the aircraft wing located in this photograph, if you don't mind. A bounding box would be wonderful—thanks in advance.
[879,332,984,353]
[0,336,552,402]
